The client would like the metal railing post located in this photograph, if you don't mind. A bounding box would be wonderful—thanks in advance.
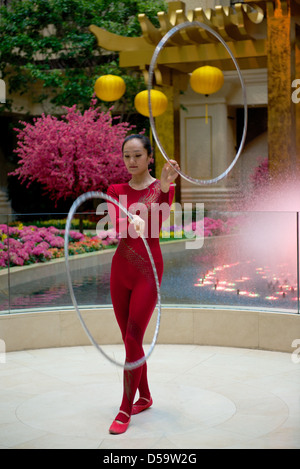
[297,212,300,314]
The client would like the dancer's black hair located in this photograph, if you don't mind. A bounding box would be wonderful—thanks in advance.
[122,134,152,156]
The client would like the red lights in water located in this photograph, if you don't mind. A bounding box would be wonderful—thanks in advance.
[194,259,298,302]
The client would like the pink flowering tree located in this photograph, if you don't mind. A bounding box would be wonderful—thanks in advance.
[10,100,134,204]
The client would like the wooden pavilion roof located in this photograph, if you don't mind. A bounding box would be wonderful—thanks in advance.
[89,0,300,87]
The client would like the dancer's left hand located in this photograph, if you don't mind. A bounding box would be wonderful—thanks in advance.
[160,160,180,193]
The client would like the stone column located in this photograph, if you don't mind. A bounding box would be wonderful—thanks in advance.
[267,0,297,178]
[154,85,181,202]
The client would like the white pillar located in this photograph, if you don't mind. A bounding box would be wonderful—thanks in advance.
[0,79,5,103]
[179,69,268,208]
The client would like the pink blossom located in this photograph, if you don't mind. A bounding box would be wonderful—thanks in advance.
[21,233,43,243]
[10,101,135,204]
[17,248,30,261]
[69,231,84,241]
[39,241,50,249]
[9,252,24,266]
[0,224,8,234]
[48,236,64,248]
[251,157,269,188]
[4,238,22,249]
[23,240,35,250]
[0,251,8,265]
[32,245,52,259]
[48,226,60,235]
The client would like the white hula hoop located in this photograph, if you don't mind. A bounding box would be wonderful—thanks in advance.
[148,21,248,185]
[64,191,162,370]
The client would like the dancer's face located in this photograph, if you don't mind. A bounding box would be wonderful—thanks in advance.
[123,138,151,176]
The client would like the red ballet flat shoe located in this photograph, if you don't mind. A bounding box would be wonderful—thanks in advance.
[132,397,153,415]
[109,411,131,435]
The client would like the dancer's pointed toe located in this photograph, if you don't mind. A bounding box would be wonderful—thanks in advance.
[109,419,130,435]
[109,411,131,435]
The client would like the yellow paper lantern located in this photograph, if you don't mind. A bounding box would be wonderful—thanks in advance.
[190,66,224,95]
[134,90,168,117]
[190,66,224,123]
[94,74,126,101]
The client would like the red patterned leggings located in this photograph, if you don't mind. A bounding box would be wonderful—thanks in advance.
[110,242,163,418]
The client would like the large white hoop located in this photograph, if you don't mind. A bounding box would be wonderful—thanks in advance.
[148,21,248,185]
[64,191,162,370]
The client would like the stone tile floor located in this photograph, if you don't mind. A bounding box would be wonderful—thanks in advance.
[0,344,299,449]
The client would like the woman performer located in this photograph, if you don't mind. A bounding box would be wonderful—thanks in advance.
[107,134,179,435]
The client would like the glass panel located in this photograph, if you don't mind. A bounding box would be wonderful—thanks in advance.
[0,214,10,313]
[162,210,299,313]
[5,211,113,311]
[3,213,67,311]
[63,204,114,308]
[0,209,299,314]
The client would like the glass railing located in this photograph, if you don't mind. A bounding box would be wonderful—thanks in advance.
[0,209,299,314]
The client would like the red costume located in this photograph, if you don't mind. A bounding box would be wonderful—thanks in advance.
[107,180,175,421]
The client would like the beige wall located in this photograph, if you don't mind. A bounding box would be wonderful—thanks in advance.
[1,307,299,354]
[179,68,268,206]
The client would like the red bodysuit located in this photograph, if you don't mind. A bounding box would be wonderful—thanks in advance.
[107,180,175,420]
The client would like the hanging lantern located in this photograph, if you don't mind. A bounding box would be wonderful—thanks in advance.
[134,89,168,117]
[190,66,224,123]
[94,74,126,101]
[190,66,224,95]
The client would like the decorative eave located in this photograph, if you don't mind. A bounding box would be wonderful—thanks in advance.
[89,25,152,52]
[90,2,267,48]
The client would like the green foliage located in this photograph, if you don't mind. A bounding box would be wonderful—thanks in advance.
[0,0,167,113]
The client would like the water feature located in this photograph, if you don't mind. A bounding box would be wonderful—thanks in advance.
[1,216,299,313]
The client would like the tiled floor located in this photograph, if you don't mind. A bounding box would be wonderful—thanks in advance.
[0,344,299,449]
